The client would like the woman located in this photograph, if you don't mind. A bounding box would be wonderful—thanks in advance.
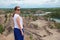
[13,6,24,40]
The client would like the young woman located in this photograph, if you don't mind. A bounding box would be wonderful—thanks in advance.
[13,6,24,40]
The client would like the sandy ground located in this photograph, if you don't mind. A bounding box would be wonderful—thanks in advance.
[0,20,60,40]
[0,32,30,40]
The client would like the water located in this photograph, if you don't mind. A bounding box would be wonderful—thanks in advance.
[34,12,51,16]
[34,12,60,23]
[50,18,60,23]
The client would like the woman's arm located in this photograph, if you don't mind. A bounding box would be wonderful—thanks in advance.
[16,16,24,35]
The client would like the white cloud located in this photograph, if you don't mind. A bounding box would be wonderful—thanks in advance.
[0,0,23,6]
[18,0,59,5]
[0,0,60,8]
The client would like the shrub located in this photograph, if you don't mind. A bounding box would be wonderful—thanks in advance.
[33,16,37,21]
[30,34,33,40]
[0,24,4,34]
[4,14,8,23]
[55,23,60,29]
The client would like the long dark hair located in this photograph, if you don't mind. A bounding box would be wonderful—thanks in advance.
[12,6,20,17]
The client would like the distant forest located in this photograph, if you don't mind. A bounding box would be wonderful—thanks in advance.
[0,8,60,19]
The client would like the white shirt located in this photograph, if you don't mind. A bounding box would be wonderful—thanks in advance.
[13,14,23,29]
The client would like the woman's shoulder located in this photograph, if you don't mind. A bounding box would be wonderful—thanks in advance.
[15,14,19,16]
[14,14,20,18]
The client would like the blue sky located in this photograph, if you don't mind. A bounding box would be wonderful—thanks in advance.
[0,0,60,8]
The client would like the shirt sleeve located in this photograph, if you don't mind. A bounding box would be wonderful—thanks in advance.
[15,15,20,19]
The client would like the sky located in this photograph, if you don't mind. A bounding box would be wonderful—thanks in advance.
[0,0,60,8]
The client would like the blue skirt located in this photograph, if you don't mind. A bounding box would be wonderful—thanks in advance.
[14,28,24,40]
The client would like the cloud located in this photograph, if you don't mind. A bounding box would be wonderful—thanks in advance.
[0,0,60,8]
[21,0,60,8]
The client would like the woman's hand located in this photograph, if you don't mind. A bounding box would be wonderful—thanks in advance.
[21,29,24,36]
[21,31,24,36]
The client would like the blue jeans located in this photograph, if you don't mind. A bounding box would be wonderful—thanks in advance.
[14,28,24,40]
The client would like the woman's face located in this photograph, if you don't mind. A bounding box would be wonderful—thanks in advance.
[15,7,20,14]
